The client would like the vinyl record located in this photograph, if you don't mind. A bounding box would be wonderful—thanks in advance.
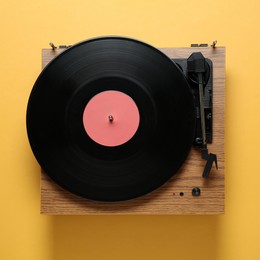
[26,37,196,201]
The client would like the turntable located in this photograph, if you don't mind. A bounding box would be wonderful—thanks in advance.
[27,37,225,214]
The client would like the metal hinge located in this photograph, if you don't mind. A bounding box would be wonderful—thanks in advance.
[49,42,71,50]
[191,40,217,48]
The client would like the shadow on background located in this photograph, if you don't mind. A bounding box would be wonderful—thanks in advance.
[50,215,220,260]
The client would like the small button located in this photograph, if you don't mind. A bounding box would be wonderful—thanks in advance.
[192,187,201,196]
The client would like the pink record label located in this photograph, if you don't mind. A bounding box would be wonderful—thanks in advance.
[83,90,140,147]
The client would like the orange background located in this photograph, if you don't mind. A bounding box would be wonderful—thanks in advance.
[1,0,260,259]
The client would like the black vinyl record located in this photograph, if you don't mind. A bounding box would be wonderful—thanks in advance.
[26,37,196,201]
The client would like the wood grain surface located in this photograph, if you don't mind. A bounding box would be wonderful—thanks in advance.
[40,46,225,214]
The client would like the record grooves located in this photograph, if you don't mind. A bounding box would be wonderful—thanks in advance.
[26,37,196,201]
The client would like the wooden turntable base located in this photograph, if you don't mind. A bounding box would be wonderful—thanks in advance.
[40,46,225,214]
